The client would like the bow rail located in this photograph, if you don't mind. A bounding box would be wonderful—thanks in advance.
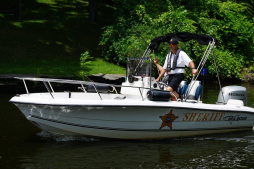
[15,77,176,101]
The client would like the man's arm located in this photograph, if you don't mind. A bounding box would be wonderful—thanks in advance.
[154,58,166,81]
[189,61,198,76]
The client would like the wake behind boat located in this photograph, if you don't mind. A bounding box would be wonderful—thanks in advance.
[9,32,254,139]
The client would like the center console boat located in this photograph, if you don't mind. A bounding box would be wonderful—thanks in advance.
[9,32,254,139]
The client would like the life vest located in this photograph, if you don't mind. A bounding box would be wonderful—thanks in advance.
[167,48,185,72]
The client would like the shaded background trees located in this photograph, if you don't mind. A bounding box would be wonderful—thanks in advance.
[0,0,126,76]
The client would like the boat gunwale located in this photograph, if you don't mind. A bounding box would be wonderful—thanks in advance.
[10,100,254,114]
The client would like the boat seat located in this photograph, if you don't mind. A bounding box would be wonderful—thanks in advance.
[186,81,202,101]
[177,81,188,98]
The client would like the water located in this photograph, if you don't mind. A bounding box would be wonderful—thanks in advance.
[1,81,254,169]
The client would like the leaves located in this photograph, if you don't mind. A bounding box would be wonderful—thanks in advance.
[78,51,93,80]
[99,0,254,80]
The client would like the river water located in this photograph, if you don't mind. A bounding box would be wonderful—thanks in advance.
[1,81,254,169]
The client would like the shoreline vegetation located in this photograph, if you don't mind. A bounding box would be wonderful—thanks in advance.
[0,0,125,78]
[1,0,254,82]
[99,0,254,82]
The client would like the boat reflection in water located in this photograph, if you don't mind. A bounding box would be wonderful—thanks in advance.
[9,32,254,139]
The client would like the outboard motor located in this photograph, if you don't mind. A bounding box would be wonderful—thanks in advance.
[217,86,247,106]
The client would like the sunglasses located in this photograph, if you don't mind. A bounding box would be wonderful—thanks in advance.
[169,43,176,47]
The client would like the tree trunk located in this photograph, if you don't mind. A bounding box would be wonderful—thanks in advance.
[89,0,97,23]
[18,0,22,20]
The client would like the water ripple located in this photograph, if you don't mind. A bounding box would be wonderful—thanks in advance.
[36,131,99,142]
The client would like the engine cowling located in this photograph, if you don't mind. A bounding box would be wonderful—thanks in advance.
[217,86,247,106]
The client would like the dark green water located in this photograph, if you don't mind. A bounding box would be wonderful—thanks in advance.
[1,81,254,169]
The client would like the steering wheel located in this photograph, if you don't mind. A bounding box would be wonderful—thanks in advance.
[128,74,134,83]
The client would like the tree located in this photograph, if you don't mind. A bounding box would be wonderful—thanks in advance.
[100,0,254,79]
[89,0,97,23]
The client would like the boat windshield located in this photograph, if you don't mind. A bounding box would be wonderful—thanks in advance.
[127,57,152,78]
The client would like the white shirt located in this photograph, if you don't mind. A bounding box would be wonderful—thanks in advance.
[163,50,192,74]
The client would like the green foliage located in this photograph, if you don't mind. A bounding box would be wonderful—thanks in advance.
[78,51,93,80]
[100,0,196,65]
[80,51,92,71]
[194,1,254,79]
[241,60,254,81]
[0,0,121,77]
[100,0,254,80]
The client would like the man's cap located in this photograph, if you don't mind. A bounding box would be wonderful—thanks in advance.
[169,38,179,45]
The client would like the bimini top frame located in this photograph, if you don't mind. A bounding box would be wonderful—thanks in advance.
[147,32,218,102]
[148,32,217,51]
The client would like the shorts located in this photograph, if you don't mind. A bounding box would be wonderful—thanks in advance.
[167,73,184,91]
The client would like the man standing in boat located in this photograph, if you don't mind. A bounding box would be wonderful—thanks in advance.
[154,38,198,101]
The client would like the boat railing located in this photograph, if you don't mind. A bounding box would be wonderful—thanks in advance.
[15,77,176,101]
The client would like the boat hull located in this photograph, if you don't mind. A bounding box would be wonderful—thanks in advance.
[14,103,254,139]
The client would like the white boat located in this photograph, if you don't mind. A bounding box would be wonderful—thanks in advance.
[9,32,254,139]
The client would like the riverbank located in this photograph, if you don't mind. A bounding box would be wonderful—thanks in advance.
[0,0,126,76]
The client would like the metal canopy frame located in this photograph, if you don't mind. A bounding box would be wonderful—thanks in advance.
[184,39,216,101]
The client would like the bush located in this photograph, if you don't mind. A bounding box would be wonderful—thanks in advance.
[100,0,254,80]
[78,51,93,80]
